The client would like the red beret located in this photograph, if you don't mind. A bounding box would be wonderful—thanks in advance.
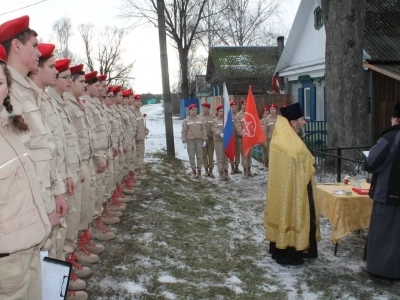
[122,89,132,97]
[112,85,121,94]
[55,58,71,73]
[262,106,269,112]
[216,104,223,111]
[85,71,98,82]
[107,86,114,93]
[201,102,211,108]
[270,103,278,110]
[133,94,142,100]
[70,64,84,74]
[97,74,107,82]
[230,101,237,107]
[0,45,6,64]
[0,15,30,44]
[188,104,197,110]
[241,99,247,104]
[38,43,55,60]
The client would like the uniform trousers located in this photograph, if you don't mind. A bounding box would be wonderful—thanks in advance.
[214,141,229,172]
[116,149,126,184]
[202,138,214,169]
[112,156,119,188]
[135,141,145,170]
[129,142,136,172]
[229,136,241,165]
[263,140,271,168]
[104,156,115,200]
[187,139,203,170]
[78,160,95,231]
[60,170,82,260]
[238,139,252,168]
[94,170,106,217]
[124,141,133,174]
[0,247,41,300]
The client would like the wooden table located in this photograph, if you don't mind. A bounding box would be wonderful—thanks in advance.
[315,183,372,254]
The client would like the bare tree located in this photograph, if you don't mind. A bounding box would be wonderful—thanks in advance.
[78,25,135,87]
[51,17,76,60]
[205,0,283,47]
[120,0,209,98]
[322,0,368,149]
[78,24,95,71]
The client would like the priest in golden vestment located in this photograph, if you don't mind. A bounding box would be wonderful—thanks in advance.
[263,103,320,266]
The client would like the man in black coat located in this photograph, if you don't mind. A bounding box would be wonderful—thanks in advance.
[364,102,400,279]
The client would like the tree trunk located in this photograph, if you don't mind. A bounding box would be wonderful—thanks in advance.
[322,0,368,150]
[179,47,190,99]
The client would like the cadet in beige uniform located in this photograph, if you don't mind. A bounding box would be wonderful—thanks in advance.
[66,65,107,265]
[0,16,59,232]
[199,102,215,178]
[0,40,52,300]
[81,72,118,239]
[48,59,88,293]
[262,103,278,169]
[181,104,207,178]
[229,101,242,175]
[132,94,149,179]
[29,43,70,261]
[126,90,141,186]
[212,104,230,181]
[234,99,254,178]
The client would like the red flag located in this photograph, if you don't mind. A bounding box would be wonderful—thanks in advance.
[243,85,267,156]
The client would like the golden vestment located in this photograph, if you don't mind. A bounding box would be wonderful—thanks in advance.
[263,116,320,251]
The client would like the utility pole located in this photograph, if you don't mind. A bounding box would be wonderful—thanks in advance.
[157,0,175,158]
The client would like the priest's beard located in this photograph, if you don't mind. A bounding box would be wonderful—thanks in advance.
[295,124,305,138]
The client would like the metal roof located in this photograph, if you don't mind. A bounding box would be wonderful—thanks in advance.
[364,0,400,63]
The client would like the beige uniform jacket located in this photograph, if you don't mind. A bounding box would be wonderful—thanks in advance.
[127,105,138,140]
[0,114,51,253]
[104,105,120,150]
[119,105,133,145]
[93,97,112,153]
[234,110,245,137]
[263,115,277,140]
[81,95,109,165]
[63,92,93,162]
[199,113,214,139]
[181,115,207,142]
[211,116,224,142]
[47,87,81,175]
[1,67,56,214]
[132,107,146,142]
[39,90,68,196]
[112,105,125,148]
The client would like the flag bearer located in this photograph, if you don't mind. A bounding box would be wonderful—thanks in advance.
[229,101,242,174]
[212,104,230,181]
[235,99,253,178]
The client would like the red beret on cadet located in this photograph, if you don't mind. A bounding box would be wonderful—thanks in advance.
[188,104,197,110]
[0,45,6,64]
[112,85,121,94]
[107,86,114,93]
[241,99,247,104]
[0,15,30,43]
[270,103,278,109]
[262,106,269,112]
[122,89,132,97]
[230,101,237,107]
[216,104,223,111]
[133,94,142,100]
[70,64,84,74]
[55,58,71,73]
[97,74,107,82]
[37,43,55,60]
[85,71,98,81]
[201,102,211,108]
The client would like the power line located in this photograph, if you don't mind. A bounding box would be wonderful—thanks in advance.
[0,0,48,17]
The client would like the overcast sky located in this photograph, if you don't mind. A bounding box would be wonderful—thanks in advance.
[0,0,300,94]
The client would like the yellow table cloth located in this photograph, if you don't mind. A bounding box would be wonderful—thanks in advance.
[315,183,372,243]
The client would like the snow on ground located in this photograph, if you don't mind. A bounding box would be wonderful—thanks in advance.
[94,103,400,299]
